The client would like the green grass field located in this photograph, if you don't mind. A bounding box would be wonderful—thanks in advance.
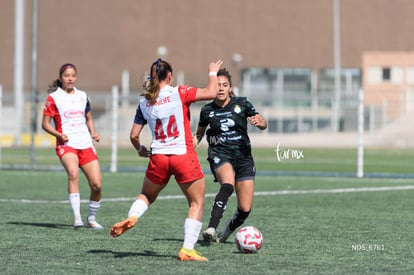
[1,147,414,274]
[2,146,414,175]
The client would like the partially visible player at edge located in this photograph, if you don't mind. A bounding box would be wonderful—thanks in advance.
[193,68,267,244]
[42,63,104,230]
[110,59,223,261]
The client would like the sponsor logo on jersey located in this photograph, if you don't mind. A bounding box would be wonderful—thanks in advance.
[64,110,84,119]
[234,104,241,113]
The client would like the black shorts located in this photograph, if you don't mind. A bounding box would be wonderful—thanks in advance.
[207,154,256,182]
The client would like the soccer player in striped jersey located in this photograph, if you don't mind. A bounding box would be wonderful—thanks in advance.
[42,63,104,230]
[193,68,267,244]
[110,58,223,261]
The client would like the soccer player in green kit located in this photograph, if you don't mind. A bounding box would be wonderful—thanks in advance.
[193,68,267,244]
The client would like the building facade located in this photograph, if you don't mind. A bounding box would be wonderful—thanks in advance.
[2,0,414,94]
[363,52,414,121]
[1,0,414,146]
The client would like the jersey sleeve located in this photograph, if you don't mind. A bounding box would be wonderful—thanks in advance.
[198,106,210,127]
[85,98,91,113]
[178,85,197,105]
[43,95,58,116]
[245,99,259,117]
[133,104,147,125]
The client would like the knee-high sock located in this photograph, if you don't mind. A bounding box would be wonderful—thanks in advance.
[128,199,148,218]
[183,218,202,250]
[207,183,234,229]
[69,193,81,220]
[88,200,101,220]
[229,208,251,232]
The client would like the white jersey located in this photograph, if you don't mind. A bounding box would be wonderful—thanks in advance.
[43,87,94,149]
[134,85,197,155]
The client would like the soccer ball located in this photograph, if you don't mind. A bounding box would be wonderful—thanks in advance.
[235,226,263,253]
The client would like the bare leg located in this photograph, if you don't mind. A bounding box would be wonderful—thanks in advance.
[179,177,206,221]
[110,177,166,237]
[81,159,102,201]
[178,178,205,251]
[60,153,80,194]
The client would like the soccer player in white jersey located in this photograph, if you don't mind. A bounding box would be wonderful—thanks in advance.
[110,58,223,261]
[42,63,104,230]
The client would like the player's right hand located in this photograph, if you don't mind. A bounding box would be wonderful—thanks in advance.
[209,59,223,73]
[58,133,69,143]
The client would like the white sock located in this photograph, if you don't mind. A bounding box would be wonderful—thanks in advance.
[69,193,81,220]
[128,199,148,218]
[88,200,101,221]
[183,218,202,250]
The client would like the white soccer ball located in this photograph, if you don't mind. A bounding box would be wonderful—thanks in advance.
[235,226,263,253]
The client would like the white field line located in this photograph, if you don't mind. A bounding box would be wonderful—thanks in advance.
[1,185,414,204]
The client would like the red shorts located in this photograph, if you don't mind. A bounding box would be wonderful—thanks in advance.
[146,149,204,185]
[56,145,98,166]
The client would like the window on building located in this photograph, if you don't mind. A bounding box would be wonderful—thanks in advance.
[367,66,381,83]
[407,67,414,84]
[240,67,312,106]
[382,67,391,81]
[319,68,361,95]
[391,66,403,84]
[367,66,403,84]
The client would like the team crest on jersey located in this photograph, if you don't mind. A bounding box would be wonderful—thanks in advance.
[234,105,241,114]
[213,156,221,164]
[209,111,214,118]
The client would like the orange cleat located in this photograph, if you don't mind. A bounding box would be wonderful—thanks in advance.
[178,247,208,261]
[110,216,138,237]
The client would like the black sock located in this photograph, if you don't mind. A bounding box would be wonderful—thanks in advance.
[229,208,251,231]
[207,183,234,229]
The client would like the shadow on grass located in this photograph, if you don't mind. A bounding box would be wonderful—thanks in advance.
[198,239,234,247]
[7,221,72,229]
[151,237,233,247]
[152,237,182,243]
[88,249,173,259]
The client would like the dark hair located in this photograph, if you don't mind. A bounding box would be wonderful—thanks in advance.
[217,68,234,97]
[47,63,77,93]
[217,68,232,87]
[142,58,173,104]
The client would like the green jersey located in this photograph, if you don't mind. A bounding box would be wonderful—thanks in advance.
[198,97,258,159]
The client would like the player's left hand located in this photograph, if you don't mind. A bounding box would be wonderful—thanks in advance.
[248,115,260,127]
[92,133,100,142]
[248,115,267,130]
[193,135,199,148]
[138,145,151,158]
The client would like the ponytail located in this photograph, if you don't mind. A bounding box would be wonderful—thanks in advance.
[141,59,172,104]
[47,79,61,93]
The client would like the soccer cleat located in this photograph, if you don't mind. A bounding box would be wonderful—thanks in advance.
[110,216,138,237]
[87,217,104,230]
[74,218,84,229]
[178,247,208,261]
[216,224,234,243]
[202,227,216,243]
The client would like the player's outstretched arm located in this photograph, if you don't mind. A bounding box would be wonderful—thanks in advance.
[195,59,223,101]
